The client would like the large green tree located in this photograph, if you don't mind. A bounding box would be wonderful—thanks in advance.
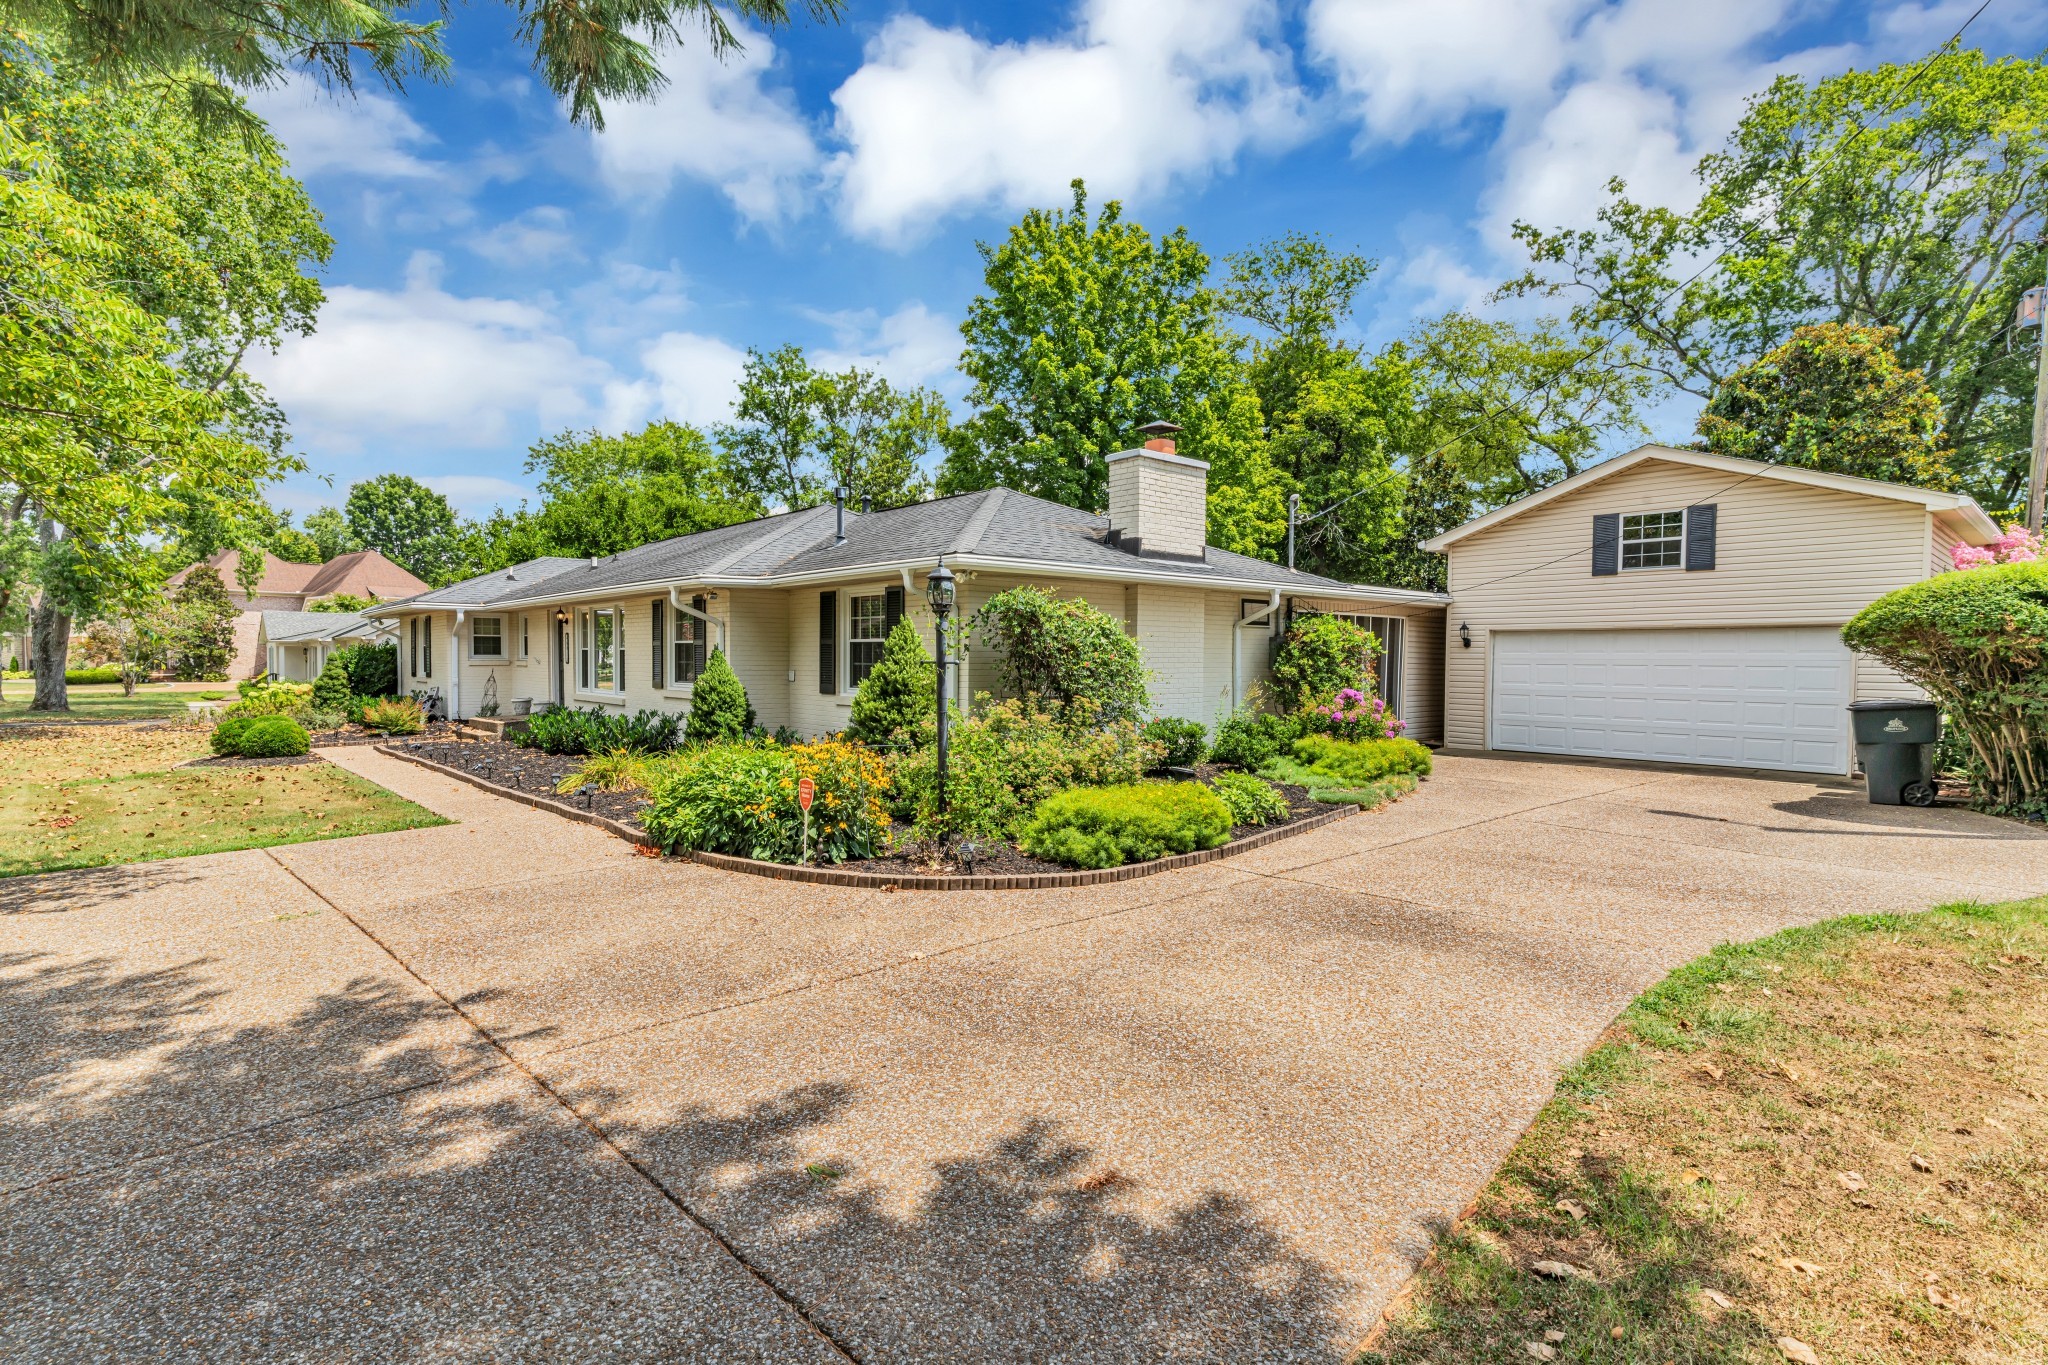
[1,0,842,137]
[940,180,1239,513]
[344,474,465,585]
[527,420,765,556]
[1506,50,2048,506]
[717,348,942,511]
[1696,323,1956,487]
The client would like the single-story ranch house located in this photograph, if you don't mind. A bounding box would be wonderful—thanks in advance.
[367,431,1452,740]
[1424,445,2000,777]
[367,438,2000,780]
[256,611,391,682]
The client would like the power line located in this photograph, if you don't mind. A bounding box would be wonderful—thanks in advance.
[1290,0,1998,536]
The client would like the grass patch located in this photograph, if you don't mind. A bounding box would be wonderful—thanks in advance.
[0,683,229,724]
[1,723,447,877]
[1361,897,2048,1364]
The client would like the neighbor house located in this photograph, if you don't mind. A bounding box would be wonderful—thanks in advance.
[366,431,1452,737]
[168,548,429,678]
[255,611,392,682]
[1424,445,2000,777]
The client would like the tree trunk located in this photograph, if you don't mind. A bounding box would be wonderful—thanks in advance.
[29,599,70,711]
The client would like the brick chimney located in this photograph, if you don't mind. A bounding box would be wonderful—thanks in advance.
[1106,420,1207,561]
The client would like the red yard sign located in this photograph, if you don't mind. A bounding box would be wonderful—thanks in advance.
[797,777,815,811]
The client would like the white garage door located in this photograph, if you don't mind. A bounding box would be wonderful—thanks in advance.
[1491,628,1852,775]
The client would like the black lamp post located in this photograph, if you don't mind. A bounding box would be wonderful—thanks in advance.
[925,556,957,818]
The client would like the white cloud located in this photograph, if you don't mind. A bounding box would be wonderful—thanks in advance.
[464,206,583,267]
[632,331,752,427]
[809,302,959,387]
[827,0,1306,243]
[422,474,539,517]
[251,77,439,180]
[590,29,819,222]
[250,253,610,453]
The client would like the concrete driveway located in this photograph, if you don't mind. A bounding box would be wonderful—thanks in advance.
[5,750,2043,1363]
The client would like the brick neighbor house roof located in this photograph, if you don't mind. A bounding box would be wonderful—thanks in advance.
[167,547,429,603]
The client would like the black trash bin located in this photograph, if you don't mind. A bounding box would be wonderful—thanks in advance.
[1847,699,1941,807]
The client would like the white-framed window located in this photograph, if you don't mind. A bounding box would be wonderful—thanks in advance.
[848,592,887,688]
[577,606,620,693]
[670,599,705,687]
[471,615,505,659]
[1621,511,1685,569]
[519,614,530,659]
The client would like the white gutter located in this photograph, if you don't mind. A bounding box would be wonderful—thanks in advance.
[1231,589,1282,712]
[669,586,726,651]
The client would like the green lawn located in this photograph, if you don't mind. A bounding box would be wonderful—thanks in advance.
[2,724,447,878]
[0,682,230,724]
[1361,896,2048,1365]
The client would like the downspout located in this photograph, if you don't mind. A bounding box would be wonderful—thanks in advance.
[669,587,725,650]
[1232,589,1282,713]
[451,610,463,720]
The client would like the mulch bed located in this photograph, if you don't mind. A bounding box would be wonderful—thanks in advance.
[397,739,648,828]
[402,739,1338,877]
[305,719,468,748]
[179,754,327,769]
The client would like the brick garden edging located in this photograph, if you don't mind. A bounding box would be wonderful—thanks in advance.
[372,742,1362,891]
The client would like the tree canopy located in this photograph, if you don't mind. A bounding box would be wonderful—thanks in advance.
[716,349,943,511]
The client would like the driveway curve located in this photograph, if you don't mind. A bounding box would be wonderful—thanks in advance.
[5,748,2042,1363]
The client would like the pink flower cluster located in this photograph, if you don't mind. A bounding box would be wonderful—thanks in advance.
[1952,524,2043,571]
[1314,687,1406,740]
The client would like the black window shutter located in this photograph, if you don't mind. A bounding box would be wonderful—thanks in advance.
[884,585,903,636]
[651,599,665,689]
[617,608,625,689]
[1591,513,1620,577]
[409,619,416,677]
[423,617,431,677]
[818,590,837,694]
[691,596,707,680]
[1685,504,1717,571]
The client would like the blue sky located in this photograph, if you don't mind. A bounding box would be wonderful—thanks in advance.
[246,0,2046,521]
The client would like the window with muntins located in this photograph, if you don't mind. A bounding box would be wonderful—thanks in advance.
[580,607,617,690]
[520,615,530,659]
[471,615,503,658]
[848,593,886,687]
[1620,511,1685,569]
[672,598,706,685]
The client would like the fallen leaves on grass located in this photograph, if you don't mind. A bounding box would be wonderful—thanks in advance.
[1529,1260,1591,1281]
[1776,1335,1819,1363]
[1910,1153,1935,1173]
[1833,1171,1866,1192]
[1699,1287,1734,1310]
[1553,1198,1587,1220]
[1776,1256,1829,1278]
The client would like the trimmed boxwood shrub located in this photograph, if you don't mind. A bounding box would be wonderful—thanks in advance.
[1142,717,1207,768]
[1287,735,1433,784]
[1210,705,1306,769]
[1842,561,2048,817]
[515,705,680,755]
[233,716,310,758]
[1209,770,1289,827]
[64,666,123,685]
[210,714,258,757]
[1019,782,1234,869]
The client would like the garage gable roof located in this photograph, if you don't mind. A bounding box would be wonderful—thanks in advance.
[1421,445,2001,552]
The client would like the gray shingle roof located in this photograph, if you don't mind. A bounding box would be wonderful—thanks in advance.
[258,611,383,643]
[372,491,1446,613]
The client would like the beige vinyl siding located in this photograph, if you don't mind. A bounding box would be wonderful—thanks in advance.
[1442,458,1939,754]
[1931,518,1963,575]
[1401,609,1445,745]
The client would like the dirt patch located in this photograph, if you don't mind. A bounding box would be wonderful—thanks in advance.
[1362,898,2048,1365]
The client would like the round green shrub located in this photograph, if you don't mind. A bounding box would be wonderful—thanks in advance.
[1209,770,1289,826]
[1018,781,1233,869]
[1842,561,2048,817]
[210,714,257,757]
[971,585,1149,723]
[236,716,310,758]
[1209,705,1305,769]
[1142,717,1207,768]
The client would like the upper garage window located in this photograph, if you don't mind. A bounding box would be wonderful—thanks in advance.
[1620,511,1685,569]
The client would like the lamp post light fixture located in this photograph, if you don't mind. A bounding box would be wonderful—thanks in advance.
[925,556,957,819]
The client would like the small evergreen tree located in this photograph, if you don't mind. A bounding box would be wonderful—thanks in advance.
[170,565,238,680]
[336,641,398,697]
[685,647,750,745]
[311,651,354,712]
[849,618,936,746]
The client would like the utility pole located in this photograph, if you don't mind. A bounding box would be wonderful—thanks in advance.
[2028,273,2048,534]
[1286,492,1300,571]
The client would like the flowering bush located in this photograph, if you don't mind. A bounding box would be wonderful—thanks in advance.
[640,740,891,864]
[1953,524,2042,570]
[1304,687,1405,741]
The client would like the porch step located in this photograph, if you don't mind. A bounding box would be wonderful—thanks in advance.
[459,716,529,741]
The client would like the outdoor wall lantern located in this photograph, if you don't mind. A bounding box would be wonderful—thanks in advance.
[555,608,569,623]
[926,556,957,820]
[1459,621,1472,649]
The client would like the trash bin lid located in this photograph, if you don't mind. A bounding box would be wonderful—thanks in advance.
[1847,699,1938,712]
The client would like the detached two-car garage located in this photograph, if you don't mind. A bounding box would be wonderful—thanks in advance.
[1426,445,2002,780]
[1488,627,1853,776]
